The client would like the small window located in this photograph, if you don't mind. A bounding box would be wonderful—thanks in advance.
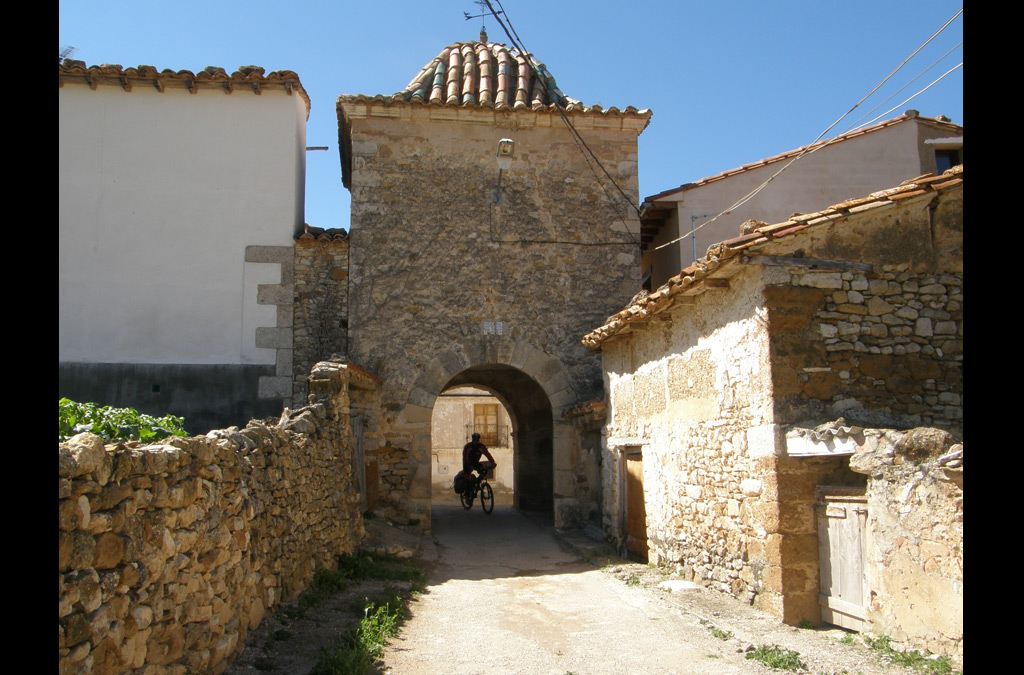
[935,149,960,174]
[473,404,499,446]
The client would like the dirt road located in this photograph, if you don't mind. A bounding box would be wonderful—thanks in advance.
[381,504,905,675]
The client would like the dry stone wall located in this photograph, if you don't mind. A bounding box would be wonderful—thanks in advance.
[58,361,366,675]
[850,428,963,661]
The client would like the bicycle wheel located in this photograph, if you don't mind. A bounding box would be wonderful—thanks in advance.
[460,488,473,509]
[480,483,494,514]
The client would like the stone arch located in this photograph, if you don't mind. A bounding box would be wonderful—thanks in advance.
[396,336,578,521]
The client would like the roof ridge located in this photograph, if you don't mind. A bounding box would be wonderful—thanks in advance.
[584,166,963,349]
[643,112,963,205]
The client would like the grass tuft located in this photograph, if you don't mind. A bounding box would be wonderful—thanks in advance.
[866,635,959,675]
[745,645,806,671]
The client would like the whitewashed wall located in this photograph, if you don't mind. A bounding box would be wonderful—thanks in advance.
[59,82,305,365]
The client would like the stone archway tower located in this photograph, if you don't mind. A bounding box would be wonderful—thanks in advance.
[337,35,650,527]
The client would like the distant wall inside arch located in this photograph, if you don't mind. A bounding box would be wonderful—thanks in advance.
[362,336,605,529]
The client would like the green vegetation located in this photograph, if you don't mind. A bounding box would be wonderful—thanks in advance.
[625,574,641,587]
[745,645,806,671]
[312,593,405,675]
[700,619,733,641]
[798,619,814,630]
[59,398,187,443]
[866,635,960,675]
[281,552,424,621]
[838,632,856,646]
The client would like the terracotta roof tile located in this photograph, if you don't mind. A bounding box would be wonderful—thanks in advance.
[338,39,650,119]
[59,60,311,118]
[582,165,963,349]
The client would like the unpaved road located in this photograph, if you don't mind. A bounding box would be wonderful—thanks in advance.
[382,504,914,675]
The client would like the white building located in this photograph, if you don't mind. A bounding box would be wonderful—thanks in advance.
[641,111,963,289]
[59,62,309,431]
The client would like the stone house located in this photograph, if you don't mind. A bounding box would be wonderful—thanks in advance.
[59,62,308,432]
[430,386,515,504]
[640,111,963,289]
[336,33,651,526]
[582,168,962,651]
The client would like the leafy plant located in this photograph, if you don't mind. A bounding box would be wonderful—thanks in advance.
[745,645,806,671]
[59,398,187,443]
[866,635,959,675]
[838,632,856,646]
[313,594,405,675]
[625,574,641,587]
[798,619,814,629]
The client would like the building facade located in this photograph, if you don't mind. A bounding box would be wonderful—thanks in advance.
[59,62,308,432]
[337,36,650,524]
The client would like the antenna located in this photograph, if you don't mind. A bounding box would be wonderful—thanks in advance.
[59,45,77,65]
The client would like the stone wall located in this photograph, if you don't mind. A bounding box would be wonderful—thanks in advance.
[601,266,788,612]
[761,186,963,437]
[850,429,963,661]
[340,100,648,523]
[58,361,366,675]
[292,231,350,405]
[766,269,963,436]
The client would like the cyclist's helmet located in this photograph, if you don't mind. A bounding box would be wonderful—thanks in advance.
[471,433,481,441]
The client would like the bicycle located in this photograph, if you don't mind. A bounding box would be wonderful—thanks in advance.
[460,461,495,514]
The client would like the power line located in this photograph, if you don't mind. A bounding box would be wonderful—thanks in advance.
[484,0,643,235]
[653,9,964,254]
[842,40,963,134]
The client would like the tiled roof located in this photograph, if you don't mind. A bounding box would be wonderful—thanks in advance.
[338,35,649,117]
[59,61,311,118]
[583,165,964,349]
[641,111,962,207]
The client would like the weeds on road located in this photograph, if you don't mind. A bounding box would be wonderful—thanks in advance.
[699,619,733,641]
[313,593,405,675]
[280,552,425,621]
[865,635,960,675]
[745,644,806,671]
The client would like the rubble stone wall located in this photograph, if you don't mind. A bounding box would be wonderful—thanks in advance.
[601,266,789,614]
[293,235,350,404]
[762,189,963,436]
[850,429,963,661]
[766,269,963,435]
[341,103,647,523]
[58,361,365,675]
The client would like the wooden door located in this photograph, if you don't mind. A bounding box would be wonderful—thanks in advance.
[625,450,648,562]
[817,489,868,631]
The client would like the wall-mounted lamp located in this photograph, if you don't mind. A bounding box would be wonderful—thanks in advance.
[496,138,515,170]
[494,138,516,204]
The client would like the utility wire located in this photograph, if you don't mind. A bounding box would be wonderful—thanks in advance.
[485,0,643,233]
[654,8,964,253]
[842,41,963,134]
[848,62,963,133]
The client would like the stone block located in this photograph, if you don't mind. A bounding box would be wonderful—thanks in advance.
[255,327,292,349]
[244,245,293,264]
[257,284,293,306]
[747,424,782,458]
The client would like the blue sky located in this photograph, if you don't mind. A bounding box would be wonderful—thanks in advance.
[59,1,964,231]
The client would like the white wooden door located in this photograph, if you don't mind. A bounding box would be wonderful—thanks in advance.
[817,489,868,631]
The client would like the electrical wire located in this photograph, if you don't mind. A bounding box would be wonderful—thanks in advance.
[485,0,643,240]
[841,41,963,134]
[653,9,964,254]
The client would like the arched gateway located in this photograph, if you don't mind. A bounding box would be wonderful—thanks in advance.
[336,32,650,528]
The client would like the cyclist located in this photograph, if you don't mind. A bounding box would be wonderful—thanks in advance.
[463,432,496,476]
